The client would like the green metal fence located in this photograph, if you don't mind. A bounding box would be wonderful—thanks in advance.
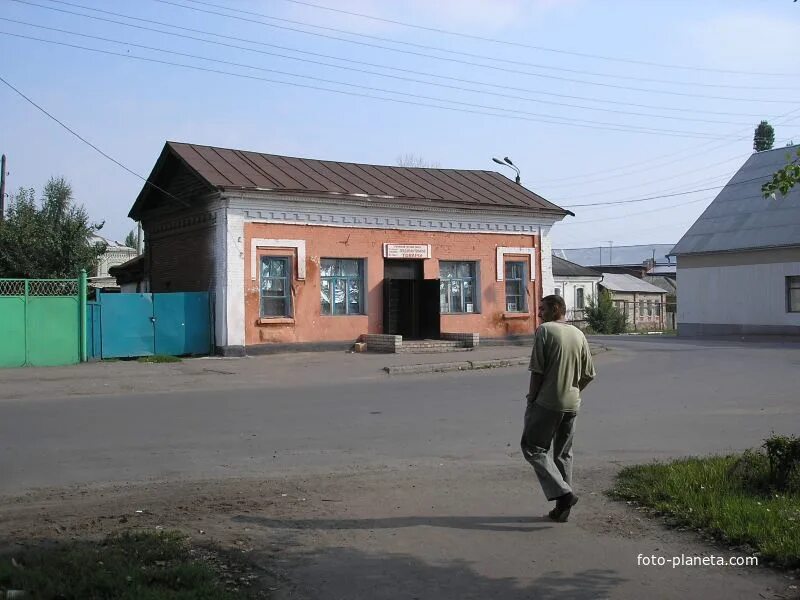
[0,272,87,367]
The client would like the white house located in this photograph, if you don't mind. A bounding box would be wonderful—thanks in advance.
[89,235,138,290]
[551,255,602,323]
[670,145,800,337]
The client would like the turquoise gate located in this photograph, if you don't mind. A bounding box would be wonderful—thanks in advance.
[92,292,212,359]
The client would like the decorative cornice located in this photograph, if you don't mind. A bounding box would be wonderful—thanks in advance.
[222,192,558,235]
[148,211,217,236]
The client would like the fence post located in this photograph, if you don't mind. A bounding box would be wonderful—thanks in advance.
[79,269,88,363]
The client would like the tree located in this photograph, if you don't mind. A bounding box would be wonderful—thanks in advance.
[753,120,775,152]
[584,290,627,334]
[396,153,441,168]
[762,147,800,198]
[0,177,106,278]
[124,229,137,249]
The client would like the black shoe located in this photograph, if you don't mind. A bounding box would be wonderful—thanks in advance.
[548,493,579,523]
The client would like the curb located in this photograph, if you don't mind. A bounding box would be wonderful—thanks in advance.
[384,357,528,376]
[383,344,609,376]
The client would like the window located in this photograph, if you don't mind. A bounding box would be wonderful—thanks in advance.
[788,276,800,313]
[647,301,653,317]
[639,301,645,317]
[260,256,291,317]
[575,288,585,310]
[655,302,662,317]
[504,262,526,312]
[320,258,365,315]
[440,261,477,313]
[554,287,562,297]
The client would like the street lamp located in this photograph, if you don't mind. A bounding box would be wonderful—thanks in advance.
[492,156,521,184]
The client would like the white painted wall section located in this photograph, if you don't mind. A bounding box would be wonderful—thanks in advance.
[678,261,800,326]
[539,228,555,296]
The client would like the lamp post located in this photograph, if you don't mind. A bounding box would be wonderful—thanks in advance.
[492,156,521,184]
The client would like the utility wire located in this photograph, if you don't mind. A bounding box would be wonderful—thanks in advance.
[0,15,760,127]
[15,0,777,119]
[0,31,753,140]
[148,0,798,103]
[562,172,775,208]
[0,74,188,206]
[167,0,800,90]
[269,0,800,77]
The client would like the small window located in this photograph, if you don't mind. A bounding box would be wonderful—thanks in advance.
[639,300,645,317]
[575,288,585,310]
[647,301,653,317]
[504,262,526,312]
[788,276,800,313]
[554,287,562,297]
[260,256,291,317]
[655,302,662,317]
[320,258,365,315]
[440,261,477,313]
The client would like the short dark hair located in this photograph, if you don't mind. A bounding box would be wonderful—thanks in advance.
[541,294,566,318]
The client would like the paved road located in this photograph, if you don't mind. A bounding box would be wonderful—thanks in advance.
[1,336,797,493]
[1,336,798,599]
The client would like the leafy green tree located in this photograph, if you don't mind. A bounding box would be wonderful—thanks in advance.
[584,290,627,334]
[124,229,137,249]
[762,147,800,198]
[0,177,106,278]
[753,120,775,152]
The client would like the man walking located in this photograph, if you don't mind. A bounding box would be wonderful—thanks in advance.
[522,294,595,522]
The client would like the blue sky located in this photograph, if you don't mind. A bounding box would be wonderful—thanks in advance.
[1,0,798,248]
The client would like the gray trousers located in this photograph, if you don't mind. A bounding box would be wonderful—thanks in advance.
[521,402,577,501]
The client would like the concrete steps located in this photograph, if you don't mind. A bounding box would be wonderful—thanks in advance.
[397,340,472,354]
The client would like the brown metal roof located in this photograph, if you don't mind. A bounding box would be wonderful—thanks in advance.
[132,141,569,218]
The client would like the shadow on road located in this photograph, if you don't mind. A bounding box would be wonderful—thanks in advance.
[235,514,554,533]
[252,545,626,599]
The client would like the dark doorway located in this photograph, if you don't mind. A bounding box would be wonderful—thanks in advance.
[383,260,440,339]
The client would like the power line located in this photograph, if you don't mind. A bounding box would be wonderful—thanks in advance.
[0,31,755,141]
[1,18,764,132]
[0,74,188,207]
[148,0,798,104]
[534,109,800,187]
[560,196,714,225]
[548,136,798,204]
[173,0,800,88]
[270,0,800,78]
[562,172,774,208]
[1,16,763,128]
[16,0,776,119]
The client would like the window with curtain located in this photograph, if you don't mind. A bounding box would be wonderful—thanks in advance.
[320,258,365,316]
[504,262,525,312]
[260,256,291,317]
[439,262,477,313]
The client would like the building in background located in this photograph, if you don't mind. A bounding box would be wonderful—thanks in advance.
[129,142,570,354]
[551,255,602,327]
[89,235,138,290]
[553,244,676,279]
[671,145,800,337]
[598,273,668,331]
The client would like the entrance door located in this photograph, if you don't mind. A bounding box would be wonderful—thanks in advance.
[383,260,422,339]
[383,260,440,340]
[419,279,441,339]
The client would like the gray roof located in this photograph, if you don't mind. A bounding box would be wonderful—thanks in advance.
[671,145,800,255]
[600,273,668,293]
[551,255,602,278]
[553,244,675,267]
[643,275,677,294]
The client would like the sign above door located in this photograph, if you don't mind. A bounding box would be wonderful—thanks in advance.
[383,244,431,259]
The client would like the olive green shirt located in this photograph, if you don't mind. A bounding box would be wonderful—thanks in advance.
[529,321,595,412]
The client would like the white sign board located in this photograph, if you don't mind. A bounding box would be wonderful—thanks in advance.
[383,244,431,259]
